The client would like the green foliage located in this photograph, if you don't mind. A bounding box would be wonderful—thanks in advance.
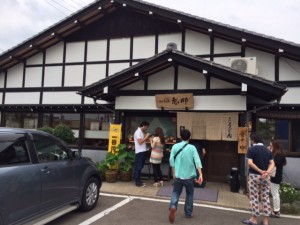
[105,152,119,170]
[118,143,135,172]
[37,126,54,134]
[97,160,108,178]
[279,182,300,204]
[52,124,75,144]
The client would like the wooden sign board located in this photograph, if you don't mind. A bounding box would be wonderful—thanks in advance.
[237,127,249,154]
[156,93,194,109]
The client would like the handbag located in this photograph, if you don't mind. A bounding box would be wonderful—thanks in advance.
[269,166,276,177]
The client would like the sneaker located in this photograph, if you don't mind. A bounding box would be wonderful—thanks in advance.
[169,207,176,223]
[270,211,280,218]
[136,182,146,187]
[185,214,193,219]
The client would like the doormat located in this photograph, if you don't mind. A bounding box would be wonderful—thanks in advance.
[156,184,219,202]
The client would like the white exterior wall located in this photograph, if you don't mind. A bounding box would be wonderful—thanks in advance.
[185,29,210,55]
[66,42,85,62]
[45,42,64,64]
[280,87,300,104]
[85,64,106,86]
[44,66,63,87]
[5,92,40,104]
[133,35,156,58]
[214,38,240,54]
[7,64,23,88]
[64,65,84,86]
[246,48,275,80]
[284,157,300,188]
[148,67,174,90]
[87,40,107,61]
[178,66,206,89]
[27,52,43,65]
[279,58,300,81]
[42,91,81,104]
[25,67,43,87]
[109,38,130,60]
[115,95,246,111]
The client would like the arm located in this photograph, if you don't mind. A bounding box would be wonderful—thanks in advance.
[137,133,150,145]
[247,158,266,175]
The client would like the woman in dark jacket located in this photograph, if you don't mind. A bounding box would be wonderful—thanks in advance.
[268,139,287,218]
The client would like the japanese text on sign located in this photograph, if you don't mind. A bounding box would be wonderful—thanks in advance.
[156,93,194,109]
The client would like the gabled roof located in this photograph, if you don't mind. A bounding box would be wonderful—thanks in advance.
[1,0,300,72]
[78,47,287,102]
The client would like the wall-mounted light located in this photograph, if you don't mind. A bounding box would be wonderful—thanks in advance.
[134,72,139,76]
[203,70,207,74]
[29,44,33,48]
[149,11,153,15]
[177,19,181,23]
[168,58,172,62]
[208,28,213,32]
[74,20,78,24]
[98,6,102,10]
[51,32,55,36]
[278,49,284,53]
[242,38,246,42]
[123,3,126,7]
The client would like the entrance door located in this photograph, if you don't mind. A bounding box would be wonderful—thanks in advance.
[205,141,239,183]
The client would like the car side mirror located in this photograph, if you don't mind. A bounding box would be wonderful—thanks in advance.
[72,150,81,160]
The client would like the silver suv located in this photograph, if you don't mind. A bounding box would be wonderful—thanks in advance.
[0,128,101,225]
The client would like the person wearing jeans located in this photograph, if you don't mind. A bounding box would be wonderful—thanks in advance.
[168,129,203,223]
[133,121,150,187]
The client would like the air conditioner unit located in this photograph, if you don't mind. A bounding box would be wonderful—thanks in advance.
[229,57,257,75]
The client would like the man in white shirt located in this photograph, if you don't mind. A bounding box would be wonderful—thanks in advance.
[134,121,150,187]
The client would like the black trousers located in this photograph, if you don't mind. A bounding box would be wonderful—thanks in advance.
[152,163,163,182]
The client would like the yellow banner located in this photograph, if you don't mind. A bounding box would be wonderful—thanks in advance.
[108,124,122,155]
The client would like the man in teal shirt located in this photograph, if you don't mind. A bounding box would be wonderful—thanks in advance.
[168,129,203,223]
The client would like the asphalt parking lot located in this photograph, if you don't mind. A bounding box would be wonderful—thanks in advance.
[48,193,300,225]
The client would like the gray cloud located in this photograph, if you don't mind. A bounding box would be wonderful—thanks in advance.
[1,0,300,53]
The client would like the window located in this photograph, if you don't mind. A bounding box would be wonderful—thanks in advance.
[42,113,80,129]
[0,135,30,165]
[4,113,38,129]
[257,117,300,154]
[33,134,69,162]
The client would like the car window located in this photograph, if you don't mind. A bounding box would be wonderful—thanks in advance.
[32,134,69,163]
[0,137,30,166]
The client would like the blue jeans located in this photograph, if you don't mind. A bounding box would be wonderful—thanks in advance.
[169,178,194,217]
[134,151,147,183]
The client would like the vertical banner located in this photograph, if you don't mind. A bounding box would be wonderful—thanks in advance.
[221,113,238,141]
[237,127,249,154]
[108,124,122,155]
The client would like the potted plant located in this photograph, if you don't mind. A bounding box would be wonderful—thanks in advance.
[118,144,135,182]
[96,160,108,181]
[104,151,119,183]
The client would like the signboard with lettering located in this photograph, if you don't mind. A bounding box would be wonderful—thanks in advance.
[237,127,249,154]
[108,124,122,155]
[156,93,194,109]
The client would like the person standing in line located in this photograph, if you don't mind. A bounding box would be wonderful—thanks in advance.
[242,133,274,225]
[168,129,203,223]
[268,139,287,218]
[149,127,165,187]
[134,121,150,187]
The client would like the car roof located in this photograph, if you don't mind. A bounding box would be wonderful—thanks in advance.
[0,127,43,134]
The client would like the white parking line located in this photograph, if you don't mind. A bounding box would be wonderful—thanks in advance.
[79,193,300,225]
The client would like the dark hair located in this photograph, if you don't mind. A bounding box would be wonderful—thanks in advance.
[139,121,149,127]
[271,139,287,166]
[250,132,263,144]
[180,129,191,141]
[154,127,165,144]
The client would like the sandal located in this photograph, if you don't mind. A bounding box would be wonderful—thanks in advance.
[242,219,257,225]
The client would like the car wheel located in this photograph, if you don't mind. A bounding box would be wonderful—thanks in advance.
[80,177,100,211]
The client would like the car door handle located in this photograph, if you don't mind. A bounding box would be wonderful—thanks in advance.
[41,167,50,174]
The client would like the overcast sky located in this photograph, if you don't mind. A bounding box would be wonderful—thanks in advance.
[1,0,300,54]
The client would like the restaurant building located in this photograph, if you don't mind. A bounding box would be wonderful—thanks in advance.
[0,0,299,186]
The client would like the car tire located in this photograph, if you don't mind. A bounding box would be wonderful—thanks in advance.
[80,177,100,212]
